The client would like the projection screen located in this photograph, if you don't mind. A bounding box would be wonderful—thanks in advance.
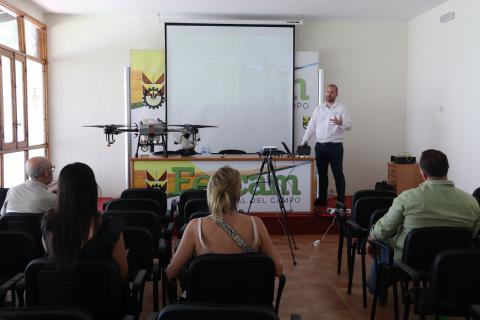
[165,24,294,153]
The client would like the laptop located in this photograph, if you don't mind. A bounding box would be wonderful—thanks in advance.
[281,141,293,156]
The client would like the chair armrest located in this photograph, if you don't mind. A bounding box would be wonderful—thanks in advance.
[274,273,287,314]
[394,261,421,283]
[131,269,148,316]
[162,269,178,304]
[0,273,24,307]
[394,261,422,305]
[165,209,172,222]
[346,220,368,234]
[369,239,394,261]
[146,313,159,320]
[471,305,480,319]
[14,275,25,307]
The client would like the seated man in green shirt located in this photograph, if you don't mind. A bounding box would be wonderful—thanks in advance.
[366,149,480,295]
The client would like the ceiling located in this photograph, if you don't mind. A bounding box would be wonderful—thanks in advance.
[30,0,449,20]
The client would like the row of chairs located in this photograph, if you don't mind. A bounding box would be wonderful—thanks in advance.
[1,187,289,319]
[336,188,480,320]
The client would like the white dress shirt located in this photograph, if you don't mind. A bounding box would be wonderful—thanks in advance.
[0,180,56,215]
[301,101,352,144]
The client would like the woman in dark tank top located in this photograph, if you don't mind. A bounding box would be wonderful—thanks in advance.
[42,162,128,278]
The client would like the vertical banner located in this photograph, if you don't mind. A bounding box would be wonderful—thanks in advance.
[129,50,166,156]
[294,51,320,149]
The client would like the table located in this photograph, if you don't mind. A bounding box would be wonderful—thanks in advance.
[130,154,316,213]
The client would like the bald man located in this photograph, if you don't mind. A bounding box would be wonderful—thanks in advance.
[1,157,56,215]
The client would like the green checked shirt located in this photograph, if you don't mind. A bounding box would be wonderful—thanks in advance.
[370,179,480,261]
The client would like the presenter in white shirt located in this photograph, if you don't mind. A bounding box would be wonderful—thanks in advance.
[301,84,352,207]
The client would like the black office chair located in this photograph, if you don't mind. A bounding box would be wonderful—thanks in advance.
[178,198,209,239]
[473,187,480,199]
[103,210,163,310]
[407,249,480,319]
[0,213,45,257]
[106,199,173,256]
[171,189,207,234]
[346,196,395,308]
[0,188,8,209]
[369,227,473,320]
[218,149,247,155]
[336,189,396,275]
[0,307,94,320]
[0,231,36,307]
[121,188,168,216]
[152,302,280,320]
[24,257,146,320]
[181,253,286,314]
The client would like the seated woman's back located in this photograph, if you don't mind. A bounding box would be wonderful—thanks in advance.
[166,166,283,279]
[194,211,259,255]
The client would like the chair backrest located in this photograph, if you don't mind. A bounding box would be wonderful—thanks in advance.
[402,227,473,273]
[0,307,93,320]
[25,258,126,320]
[177,190,207,226]
[0,231,35,282]
[218,149,247,155]
[369,208,388,226]
[184,198,209,224]
[186,253,275,308]
[352,197,395,228]
[121,226,154,277]
[0,188,8,209]
[156,302,279,320]
[430,249,480,315]
[106,198,165,225]
[189,211,210,221]
[352,189,396,209]
[103,209,160,241]
[121,188,167,209]
[0,213,44,257]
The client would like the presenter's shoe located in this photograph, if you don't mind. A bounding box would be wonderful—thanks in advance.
[314,198,327,207]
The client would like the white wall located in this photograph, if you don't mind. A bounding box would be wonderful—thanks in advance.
[406,0,480,193]
[298,20,408,194]
[6,0,45,22]
[47,14,164,197]
[47,15,408,196]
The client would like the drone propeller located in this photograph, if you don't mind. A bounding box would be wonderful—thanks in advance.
[82,124,129,128]
[168,124,218,128]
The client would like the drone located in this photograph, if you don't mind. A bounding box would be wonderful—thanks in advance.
[84,120,217,157]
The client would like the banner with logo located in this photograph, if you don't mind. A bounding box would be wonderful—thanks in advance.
[131,158,314,213]
[129,50,166,156]
[294,52,320,149]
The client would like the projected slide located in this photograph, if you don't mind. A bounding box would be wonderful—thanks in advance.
[166,24,294,153]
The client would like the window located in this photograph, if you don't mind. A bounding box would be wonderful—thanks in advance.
[0,0,48,187]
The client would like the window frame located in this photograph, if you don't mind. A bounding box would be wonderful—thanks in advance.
[0,0,48,187]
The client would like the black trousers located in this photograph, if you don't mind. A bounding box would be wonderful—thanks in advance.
[314,142,346,204]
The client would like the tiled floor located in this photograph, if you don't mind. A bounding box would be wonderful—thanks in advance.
[140,234,456,320]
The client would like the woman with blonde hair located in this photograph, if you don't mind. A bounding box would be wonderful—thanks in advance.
[166,166,283,279]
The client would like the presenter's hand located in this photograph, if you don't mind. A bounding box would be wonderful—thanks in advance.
[330,116,343,126]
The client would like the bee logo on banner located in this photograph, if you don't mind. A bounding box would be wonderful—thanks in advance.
[294,52,320,149]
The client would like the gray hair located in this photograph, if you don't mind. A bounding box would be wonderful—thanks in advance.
[25,158,51,179]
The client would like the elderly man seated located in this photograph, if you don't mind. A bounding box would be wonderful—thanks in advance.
[1,157,56,215]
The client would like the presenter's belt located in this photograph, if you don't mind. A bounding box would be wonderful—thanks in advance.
[316,142,343,145]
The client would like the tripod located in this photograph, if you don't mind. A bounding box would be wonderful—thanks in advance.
[247,153,298,265]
